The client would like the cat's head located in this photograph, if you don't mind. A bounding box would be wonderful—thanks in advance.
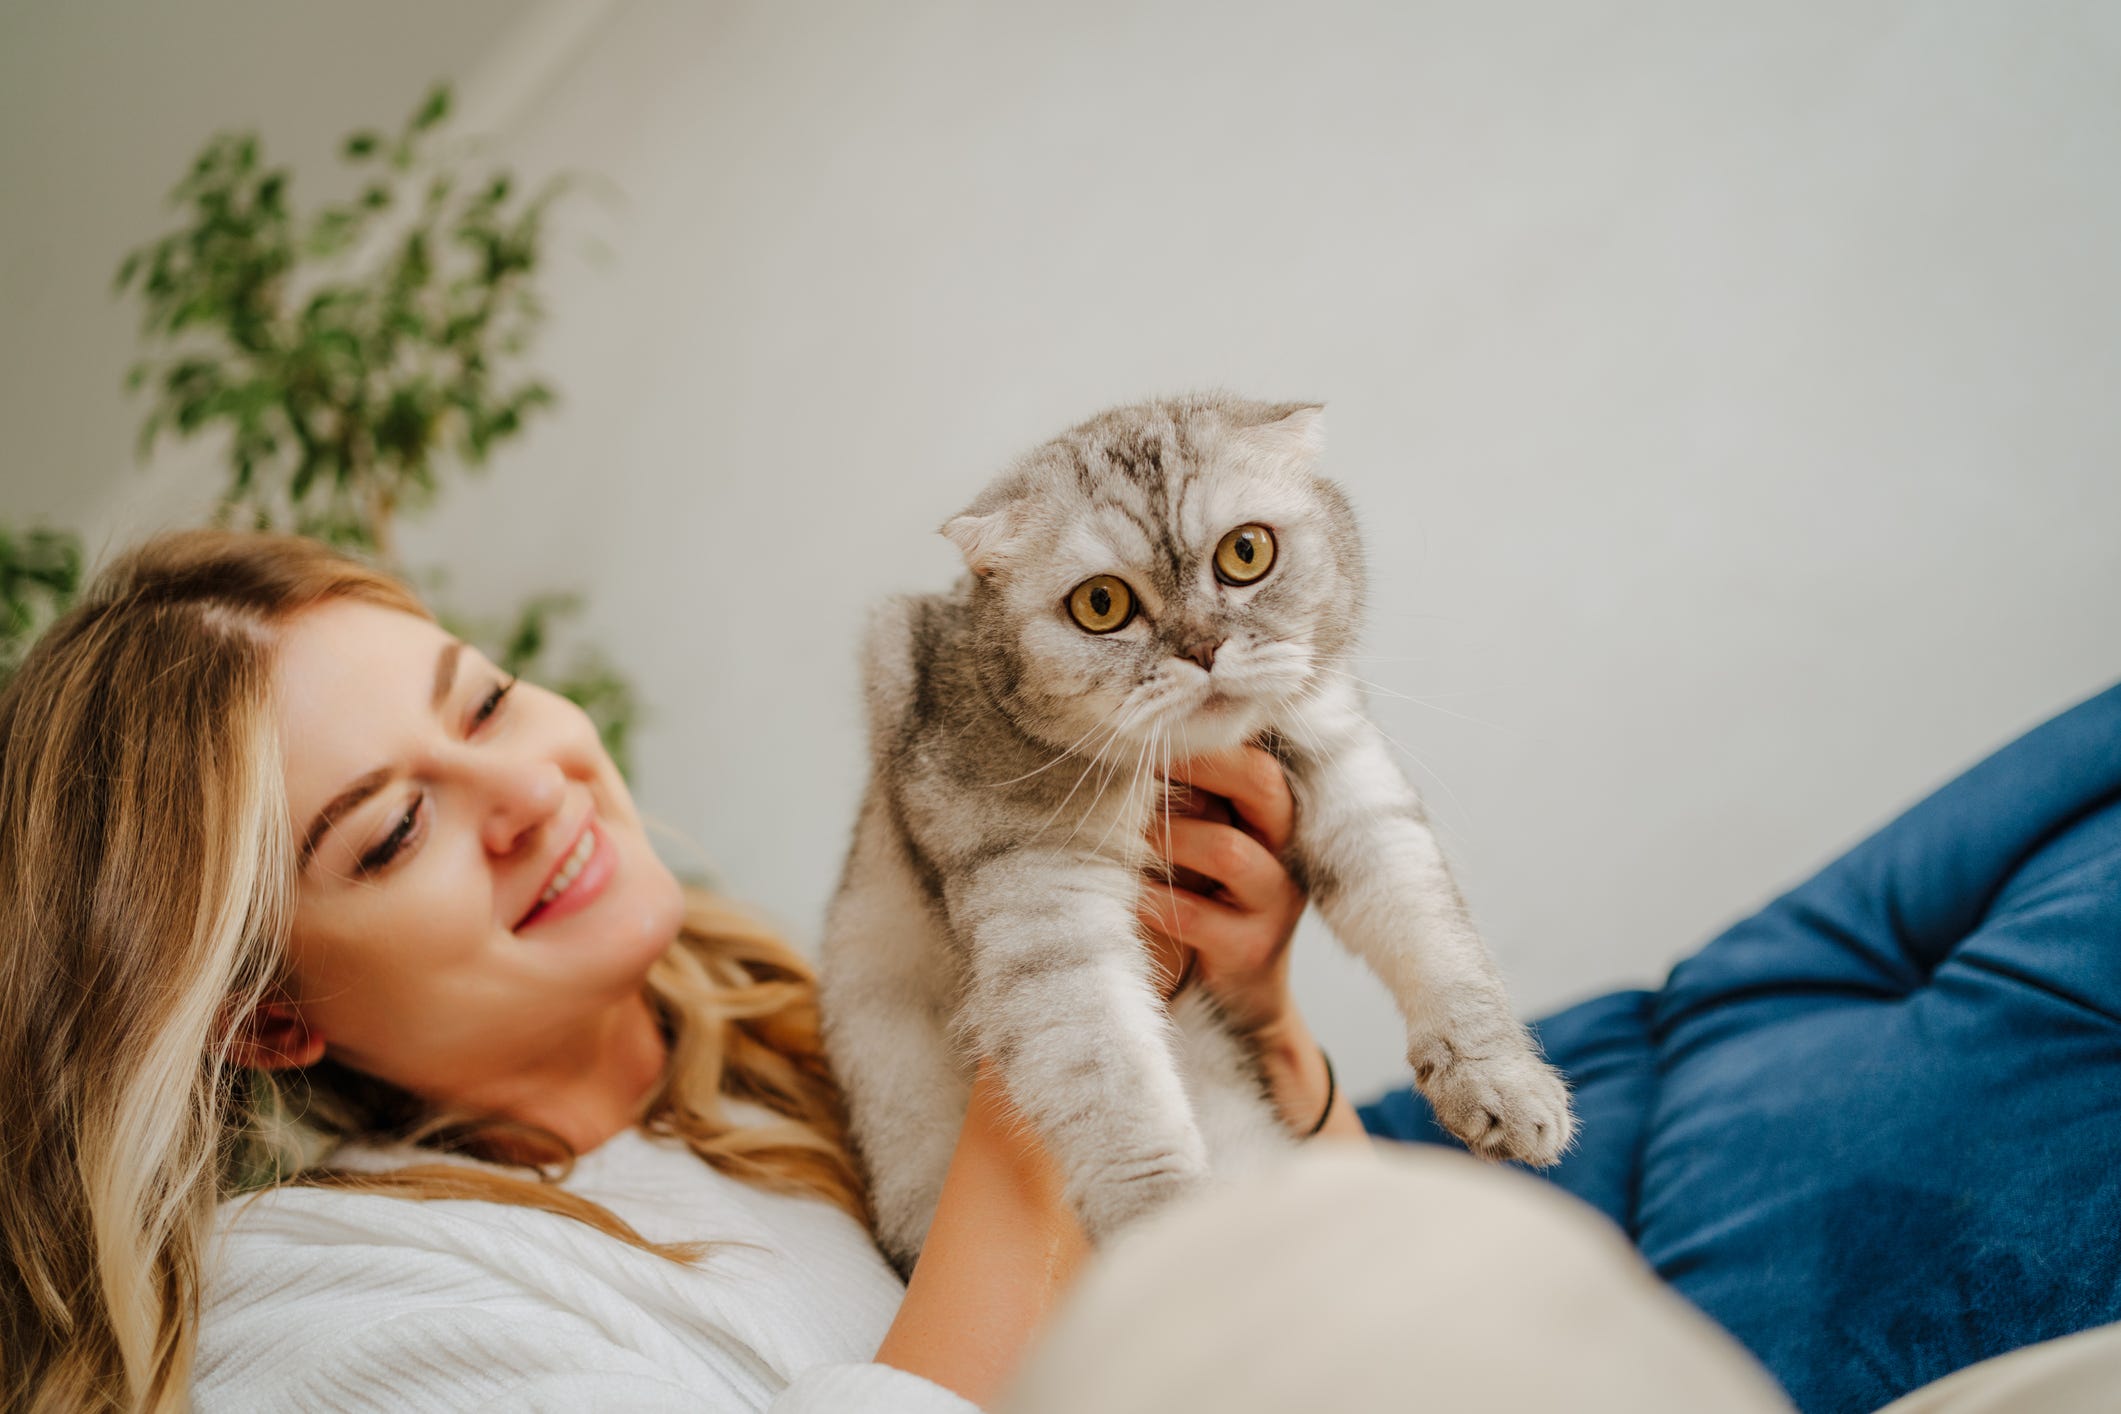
[944,393,1365,757]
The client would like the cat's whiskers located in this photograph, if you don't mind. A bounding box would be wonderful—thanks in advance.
[1153,724,1187,948]
[1312,662,1510,734]
[983,711,1131,789]
[1309,663,1423,701]
[1371,719,1476,836]
[1079,724,1156,857]
[1296,677,1475,832]
[1054,690,1166,849]
[1037,697,1155,840]
[1319,651,1449,664]
[1276,688,1335,769]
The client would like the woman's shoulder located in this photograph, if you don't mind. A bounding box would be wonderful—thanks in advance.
[210,1138,715,1310]
[197,1127,974,1414]
[199,1183,781,1410]
[200,1133,777,1409]
[212,1125,739,1270]
[199,1124,914,1404]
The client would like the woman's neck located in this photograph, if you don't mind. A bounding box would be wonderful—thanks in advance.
[445,990,670,1157]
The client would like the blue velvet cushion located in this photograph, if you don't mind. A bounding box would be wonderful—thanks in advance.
[1361,682,2121,1414]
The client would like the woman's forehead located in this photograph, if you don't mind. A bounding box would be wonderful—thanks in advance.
[274,601,455,807]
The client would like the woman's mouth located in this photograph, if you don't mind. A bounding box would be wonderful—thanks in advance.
[516,819,615,931]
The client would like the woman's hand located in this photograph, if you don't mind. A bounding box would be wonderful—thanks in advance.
[1137,746,1361,1139]
[1136,745,1306,1034]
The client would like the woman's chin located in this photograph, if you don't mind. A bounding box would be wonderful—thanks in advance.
[530,852,688,994]
[620,864,690,977]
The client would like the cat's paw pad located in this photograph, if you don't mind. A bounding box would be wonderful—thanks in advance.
[1410,1037,1577,1167]
[1074,1152,1210,1241]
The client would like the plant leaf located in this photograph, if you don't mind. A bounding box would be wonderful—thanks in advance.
[410,84,452,133]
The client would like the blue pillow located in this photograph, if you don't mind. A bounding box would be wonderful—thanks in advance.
[1361,681,2121,1414]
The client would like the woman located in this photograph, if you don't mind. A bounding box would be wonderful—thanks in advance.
[0,528,1354,1411]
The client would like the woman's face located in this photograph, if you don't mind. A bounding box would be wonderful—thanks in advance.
[270,597,685,1103]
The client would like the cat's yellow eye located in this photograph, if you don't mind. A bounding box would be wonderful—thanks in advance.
[1067,575,1136,634]
[1213,524,1276,586]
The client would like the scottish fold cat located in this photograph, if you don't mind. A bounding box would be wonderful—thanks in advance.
[820,394,1572,1266]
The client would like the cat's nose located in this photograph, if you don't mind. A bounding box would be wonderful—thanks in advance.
[1178,639,1223,672]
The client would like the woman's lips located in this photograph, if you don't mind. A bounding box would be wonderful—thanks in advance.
[516,819,615,932]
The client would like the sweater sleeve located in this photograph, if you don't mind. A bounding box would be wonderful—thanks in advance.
[461,1365,979,1413]
[771,1362,982,1413]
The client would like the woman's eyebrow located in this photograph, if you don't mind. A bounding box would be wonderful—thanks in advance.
[297,642,464,871]
[299,768,392,871]
[430,641,463,711]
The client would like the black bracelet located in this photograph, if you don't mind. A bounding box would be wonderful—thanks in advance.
[1301,1048,1337,1139]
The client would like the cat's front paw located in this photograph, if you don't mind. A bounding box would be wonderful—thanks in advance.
[1409,1035,1576,1167]
[1073,1151,1210,1242]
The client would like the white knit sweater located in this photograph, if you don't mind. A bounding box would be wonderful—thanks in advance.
[192,1119,980,1412]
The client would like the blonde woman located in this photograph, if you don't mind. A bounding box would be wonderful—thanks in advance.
[0,528,1350,1412]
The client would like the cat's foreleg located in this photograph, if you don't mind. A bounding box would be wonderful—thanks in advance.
[949,850,1209,1242]
[820,799,974,1269]
[1275,690,1575,1165]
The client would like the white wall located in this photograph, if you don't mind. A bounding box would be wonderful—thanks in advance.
[10,1,2121,1098]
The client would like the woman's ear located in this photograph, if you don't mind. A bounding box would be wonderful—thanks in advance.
[228,1000,326,1071]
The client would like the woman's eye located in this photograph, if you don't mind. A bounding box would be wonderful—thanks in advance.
[360,797,423,875]
[353,675,513,878]
[473,675,518,729]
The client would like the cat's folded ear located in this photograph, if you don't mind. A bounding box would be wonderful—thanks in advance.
[1237,402,1327,465]
[941,505,1019,578]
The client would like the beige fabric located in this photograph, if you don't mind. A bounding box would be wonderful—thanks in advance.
[1876,1318,2121,1414]
[1001,1145,1791,1414]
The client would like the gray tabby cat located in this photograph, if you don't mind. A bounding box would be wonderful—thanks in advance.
[820,393,1573,1266]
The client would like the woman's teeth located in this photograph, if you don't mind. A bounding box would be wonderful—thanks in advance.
[538,826,597,907]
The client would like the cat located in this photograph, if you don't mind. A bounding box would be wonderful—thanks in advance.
[819,393,1573,1267]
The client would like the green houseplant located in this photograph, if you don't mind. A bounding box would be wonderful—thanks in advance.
[116,83,558,558]
[0,84,638,767]
[0,527,84,687]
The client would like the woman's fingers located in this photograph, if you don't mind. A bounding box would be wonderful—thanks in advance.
[1160,782,1233,826]
[1136,880,1247,952]
[1138,877,1289,988]
[1162,746,1295,853]
[1141,748,1307,1024]
[1148,816,1289,915]
[1141,815,1303,971]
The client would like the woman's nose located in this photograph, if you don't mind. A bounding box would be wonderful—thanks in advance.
[477,750,569,856]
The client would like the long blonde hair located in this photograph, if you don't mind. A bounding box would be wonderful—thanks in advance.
[0,529,864,1412]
